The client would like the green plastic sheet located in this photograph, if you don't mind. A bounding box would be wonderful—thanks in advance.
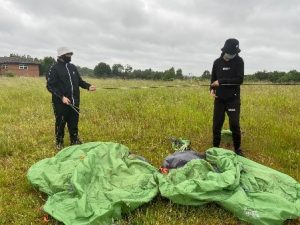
[27,142,159,225]
[158,148,300,225]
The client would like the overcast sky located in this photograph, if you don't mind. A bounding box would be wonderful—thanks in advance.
[1,0,300,75]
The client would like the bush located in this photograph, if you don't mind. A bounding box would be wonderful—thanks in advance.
[4,72,15,77]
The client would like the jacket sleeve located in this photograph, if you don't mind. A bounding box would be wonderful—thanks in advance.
[75,67,91,90]
[46,64,63,99]
[210,61,217,90]
[219,58,244,85]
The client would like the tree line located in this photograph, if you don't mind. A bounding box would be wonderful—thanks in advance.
[6,54,300,82]
[38,56,300,82]
[38,56,183,80]
[93,62,183,80]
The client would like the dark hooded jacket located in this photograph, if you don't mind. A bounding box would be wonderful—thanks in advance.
[211,53,244,100]
[46,60,91,105]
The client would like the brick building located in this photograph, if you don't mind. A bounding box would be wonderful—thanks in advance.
[0,56,40,77]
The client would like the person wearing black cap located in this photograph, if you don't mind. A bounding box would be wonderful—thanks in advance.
[47,47,96,150]
[210,38,244,156]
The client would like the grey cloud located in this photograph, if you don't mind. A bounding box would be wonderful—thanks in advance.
[1,0,300,74]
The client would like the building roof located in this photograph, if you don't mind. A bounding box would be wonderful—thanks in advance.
[0,56,40,65]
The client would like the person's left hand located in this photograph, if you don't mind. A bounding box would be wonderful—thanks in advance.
[211,80,219,87]
[89,85,96,91]
[210,89,217,98]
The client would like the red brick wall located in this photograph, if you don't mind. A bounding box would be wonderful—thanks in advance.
[0,64,40,77]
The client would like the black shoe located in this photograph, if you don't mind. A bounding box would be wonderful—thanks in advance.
[235,149,245,157]
[71,139,83,145]
[55,141,64,150]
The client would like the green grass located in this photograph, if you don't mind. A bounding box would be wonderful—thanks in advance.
[0,77,299,225]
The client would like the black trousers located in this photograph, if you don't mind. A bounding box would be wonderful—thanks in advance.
[53,103,79,143]
[213,97,241,150]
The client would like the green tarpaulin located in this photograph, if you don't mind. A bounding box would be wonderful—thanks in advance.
[27,142,300,225]
[27,142,159,225]
[158,148,300,225]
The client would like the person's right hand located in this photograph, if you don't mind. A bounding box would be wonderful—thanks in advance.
[62,96,71,105]
[89,85,96,91]
[210,89,217,98]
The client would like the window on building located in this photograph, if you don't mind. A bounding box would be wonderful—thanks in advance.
[1,64,8,69]
[19,64,28,70]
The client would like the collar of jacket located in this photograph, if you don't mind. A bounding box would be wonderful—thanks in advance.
[220,53,239,62]
[57,58,68,65]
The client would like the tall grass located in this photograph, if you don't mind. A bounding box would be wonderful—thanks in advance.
[0,77,299,225]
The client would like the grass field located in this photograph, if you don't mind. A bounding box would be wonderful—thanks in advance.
[0,77,299,225]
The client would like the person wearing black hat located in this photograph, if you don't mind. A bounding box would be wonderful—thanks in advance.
[210,38,244,156]
[47,47,96,150]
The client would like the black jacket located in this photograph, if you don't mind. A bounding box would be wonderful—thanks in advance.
[46,60,91,105]
[211,54,244,100]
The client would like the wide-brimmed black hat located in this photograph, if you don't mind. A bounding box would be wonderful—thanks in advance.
[221,38,241,54]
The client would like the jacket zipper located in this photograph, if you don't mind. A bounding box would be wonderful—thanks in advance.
[65,63,75,105]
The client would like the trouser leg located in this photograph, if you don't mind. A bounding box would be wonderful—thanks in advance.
[226,98,241,150]
[53,103,68,144]
[66,105,80,143]
[213,99,226,147]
